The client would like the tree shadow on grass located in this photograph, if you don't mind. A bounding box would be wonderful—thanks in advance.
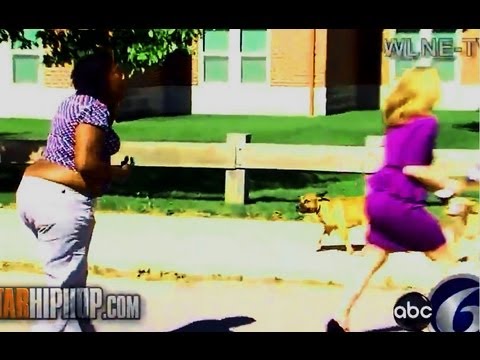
[0,164,355,205]
[108,167,348,203]
[0,131,31,140]
[0,131,46,190]
[452,120,479,133]
[0,165,26,191]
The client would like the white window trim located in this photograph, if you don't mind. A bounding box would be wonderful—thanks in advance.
[10,38,44,87]
[198,29,271,88]
[453,29,462,85]
[389,29,461,85]
[478,34,480,110]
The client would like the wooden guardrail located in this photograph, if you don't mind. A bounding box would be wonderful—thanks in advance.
[0,134,478,204]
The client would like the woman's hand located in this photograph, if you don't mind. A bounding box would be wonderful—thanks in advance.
[434,180,465,200]
[467,163,480,182]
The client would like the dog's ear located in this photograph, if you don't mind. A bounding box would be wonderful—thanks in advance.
[317,191,330,202]
[317,191,328,198]
[466,199,476,206]
[468,201,479,214]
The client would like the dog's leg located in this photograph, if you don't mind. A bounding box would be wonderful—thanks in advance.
[340,227,354,254]
[337,219,353,254]
[316,236,324,252]
[316,223,326,252]
[335,206,354,254]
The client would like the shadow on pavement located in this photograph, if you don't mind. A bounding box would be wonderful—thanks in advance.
[365,325,405,332]
[170,316,256,332]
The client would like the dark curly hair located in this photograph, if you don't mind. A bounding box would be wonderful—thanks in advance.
[71,48,114,104]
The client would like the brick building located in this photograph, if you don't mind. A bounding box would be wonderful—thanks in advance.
[0,29,478,120]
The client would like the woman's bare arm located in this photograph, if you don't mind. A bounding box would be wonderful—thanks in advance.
[74,123,112,192]
[402,165,465,194]
[402,165,447,189]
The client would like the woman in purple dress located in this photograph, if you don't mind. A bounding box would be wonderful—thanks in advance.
[326,67,465,332]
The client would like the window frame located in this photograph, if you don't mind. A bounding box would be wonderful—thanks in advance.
[391,29,423,80]
[198,29,271,87]
[10,29,44,86]
[200,29,230,83]
[389,28,461,85]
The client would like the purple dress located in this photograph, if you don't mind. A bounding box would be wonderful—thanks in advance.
[366,116,446,252]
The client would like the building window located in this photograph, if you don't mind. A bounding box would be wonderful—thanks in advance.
[203,29,230,82]
[431,29,457,82]
[240,29,267,83]
[13,54,40,83]
[201,29,269,84]
[11,29,42,84]
[393,29,459,82]
[393,29,421,79]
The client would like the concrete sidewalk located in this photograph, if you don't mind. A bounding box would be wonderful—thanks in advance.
[0,271,406,332]
[1,209,478,290]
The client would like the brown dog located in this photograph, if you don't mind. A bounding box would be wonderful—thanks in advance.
[296,192,367,254]
[441,197,479,254]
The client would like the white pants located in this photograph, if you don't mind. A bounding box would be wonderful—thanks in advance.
[16,176,97,332]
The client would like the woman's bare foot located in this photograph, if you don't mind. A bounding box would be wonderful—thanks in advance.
[339,317,351,331]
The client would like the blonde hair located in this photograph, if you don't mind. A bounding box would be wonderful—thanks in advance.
[383,67,441,127]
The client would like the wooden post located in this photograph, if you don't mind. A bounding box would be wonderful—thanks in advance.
[225,133,252,205]
[364,135,385,195]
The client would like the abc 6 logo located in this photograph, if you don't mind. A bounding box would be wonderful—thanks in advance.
[393,274,479,332]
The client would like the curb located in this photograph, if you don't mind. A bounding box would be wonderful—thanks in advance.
[2,252,478,293]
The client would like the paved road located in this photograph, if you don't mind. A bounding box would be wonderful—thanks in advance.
[1,209,464,290]
[0,271,406,332]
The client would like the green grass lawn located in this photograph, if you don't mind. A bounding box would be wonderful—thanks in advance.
[0,110,478,221]
[0,110,478,148]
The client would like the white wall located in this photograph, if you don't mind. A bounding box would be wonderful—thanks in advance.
[5,81,478,120]
[0,84,329,119]
[1,86,74,119]
[0,43,74,120]
[191,85,327,116]
[1,80,477,120]
[380,84,480,111]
